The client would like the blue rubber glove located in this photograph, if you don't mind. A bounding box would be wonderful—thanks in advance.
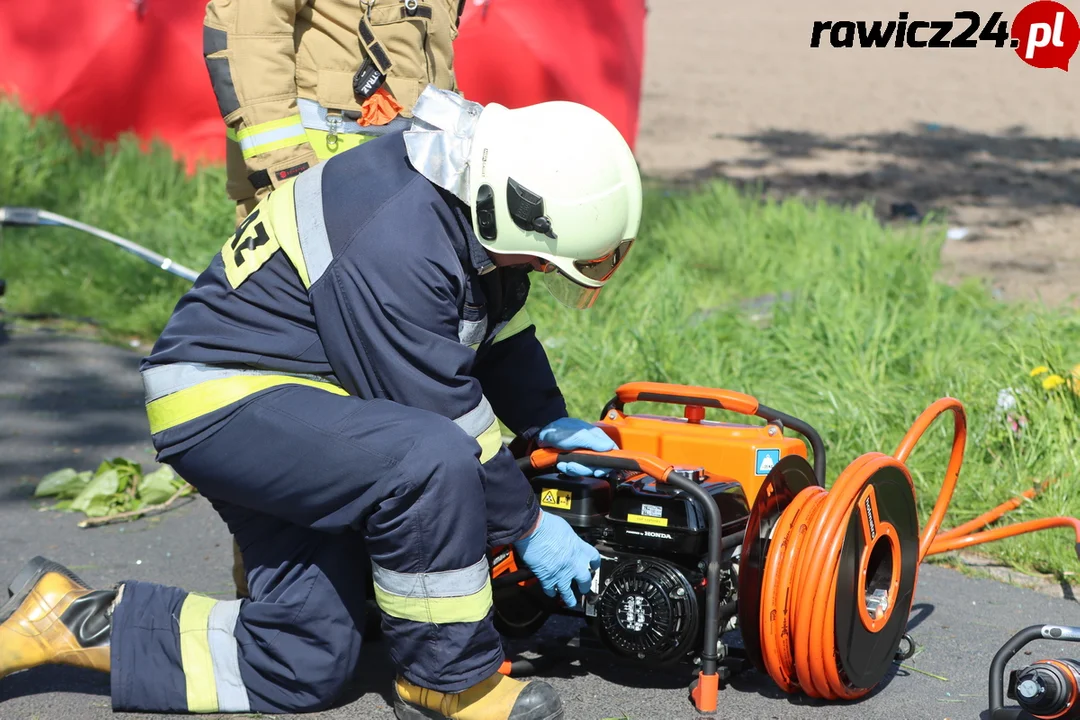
[537,417,617,477]
[513,510,600,608]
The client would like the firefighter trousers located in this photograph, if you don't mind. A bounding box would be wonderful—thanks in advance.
[110,384,504,713]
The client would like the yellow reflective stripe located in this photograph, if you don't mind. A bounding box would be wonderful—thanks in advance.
[264,178,309,287]
[477,419,503,464]
[467,309,534,351]
[240,135,308,160]
[179,594,219,713]
[236,116,307,159]
[147,375,348,434]
[372,577,493,624]
[225,127,237,142]
[235,115,303,141]
[494,309,533,344]
[304,129,373,161]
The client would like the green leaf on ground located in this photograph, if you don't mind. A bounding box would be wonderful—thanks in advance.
[99,457,141,494]
[34,468,92,499]
[139,466,180,505]
[82,494,118,518]
[33,457,194,524]
[69,469,121,513]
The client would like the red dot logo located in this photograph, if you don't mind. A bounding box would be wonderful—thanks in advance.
[1012,0,1080,70]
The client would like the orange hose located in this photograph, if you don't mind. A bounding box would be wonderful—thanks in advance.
[928,517,1080,555]
[892,398,968,562]
[755,397,1080,701]
[933,483,1046,541]
[757,452,897,700]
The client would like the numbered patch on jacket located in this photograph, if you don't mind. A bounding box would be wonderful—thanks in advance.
[223,208,281,288]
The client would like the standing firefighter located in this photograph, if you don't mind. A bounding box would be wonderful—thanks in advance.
[204,0,461,226]
[0,87,642,718]
[203,0,464,596]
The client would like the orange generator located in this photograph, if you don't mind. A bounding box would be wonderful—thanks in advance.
[489,381,1080,714]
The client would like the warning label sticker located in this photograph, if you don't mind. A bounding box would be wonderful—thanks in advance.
[755,448,781,476]
[540,488,573,510]
[627,513,669,527]
[640,503,663,518]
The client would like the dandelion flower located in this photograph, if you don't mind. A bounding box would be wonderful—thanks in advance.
[1042,374,1066,390]
[1030,365,1050,377]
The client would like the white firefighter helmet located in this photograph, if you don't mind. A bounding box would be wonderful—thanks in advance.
[466,100,642,309]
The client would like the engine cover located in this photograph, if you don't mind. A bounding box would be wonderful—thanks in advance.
[593,556,700,665]
[529,472,613,531]
[607,473,749,556]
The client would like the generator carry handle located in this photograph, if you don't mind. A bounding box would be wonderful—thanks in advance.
[603,381,827,488]
[521,447,674,481]
[520,445,728,713]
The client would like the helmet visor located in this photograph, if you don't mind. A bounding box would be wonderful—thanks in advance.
[538,238,635,310]
[542,268,603,309]
[572,238,635,283]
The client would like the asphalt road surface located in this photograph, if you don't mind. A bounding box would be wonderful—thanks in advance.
[2,325,1079,720]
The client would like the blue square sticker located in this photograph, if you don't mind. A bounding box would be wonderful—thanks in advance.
[755,448,780,476]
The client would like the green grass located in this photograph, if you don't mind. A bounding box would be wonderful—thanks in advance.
[0,98,233,337]
[3,99,1079,576]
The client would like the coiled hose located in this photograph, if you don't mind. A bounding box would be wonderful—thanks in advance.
[756,397,1080,700]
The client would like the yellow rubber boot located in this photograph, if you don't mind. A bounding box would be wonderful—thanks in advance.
[393,671,564,720]
[0,557,113,679]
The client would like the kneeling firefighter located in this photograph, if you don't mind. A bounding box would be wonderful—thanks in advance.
[0,86,642,718]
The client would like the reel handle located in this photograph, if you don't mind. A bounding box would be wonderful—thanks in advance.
[520,447,676,483]
[600,381,827,487]
[989,624,1080,720]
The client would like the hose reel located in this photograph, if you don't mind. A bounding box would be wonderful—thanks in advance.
[489,383,1080,715]
[739,453,919,698]
[739,397,1080,702]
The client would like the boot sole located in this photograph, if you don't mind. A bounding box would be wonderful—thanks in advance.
[393,698,564,720]
[0,557,89,625]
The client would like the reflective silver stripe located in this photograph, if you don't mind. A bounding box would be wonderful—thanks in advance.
[237,123,306,154]
[454,396,496,439]
[458,317,487,346]
[371,557,490,599]
[207,600,249,713]
[297,98,412,137]
[141,362,339,404]
[294,163,334,285]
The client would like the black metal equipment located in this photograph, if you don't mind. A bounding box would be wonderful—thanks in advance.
[497,450,750,689]
[989,624,1080,719]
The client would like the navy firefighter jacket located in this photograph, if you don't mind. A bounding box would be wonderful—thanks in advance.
[139,131,568,545]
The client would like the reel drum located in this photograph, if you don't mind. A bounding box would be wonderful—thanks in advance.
[740,453,920,699]
[833,463,919,689]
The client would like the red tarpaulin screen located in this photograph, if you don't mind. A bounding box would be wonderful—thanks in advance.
[0,0,645,172]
